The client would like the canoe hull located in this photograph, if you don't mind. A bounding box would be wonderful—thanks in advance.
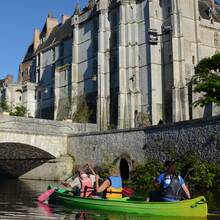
[50,191,207,217]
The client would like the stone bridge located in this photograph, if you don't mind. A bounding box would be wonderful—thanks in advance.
[0,115,97,178]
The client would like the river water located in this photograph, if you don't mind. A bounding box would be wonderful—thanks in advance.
[0,179,219,220]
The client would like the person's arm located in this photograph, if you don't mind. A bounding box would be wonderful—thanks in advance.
[62,177,80,189]
[179,176,191,199]
[61,181,71,188]
[181,183,191,199]
[153,174,162,189]
[95,175,110,193]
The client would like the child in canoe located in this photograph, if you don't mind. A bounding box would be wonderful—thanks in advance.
[62,166,96,198]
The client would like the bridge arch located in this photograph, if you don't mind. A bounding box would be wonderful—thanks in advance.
[0,131,67,157]
[0,142,55,178]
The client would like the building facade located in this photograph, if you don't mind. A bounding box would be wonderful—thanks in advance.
[5,0,220,129]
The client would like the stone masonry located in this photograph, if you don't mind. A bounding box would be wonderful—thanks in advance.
[0,115,219,179]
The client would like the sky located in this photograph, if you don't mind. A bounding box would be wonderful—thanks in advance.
[0,0,220,82]
[0,0,87,81]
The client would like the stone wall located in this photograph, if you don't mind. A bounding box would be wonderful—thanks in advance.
[67,116,220,168]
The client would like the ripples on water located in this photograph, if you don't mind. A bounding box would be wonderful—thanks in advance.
[0,179,219,220]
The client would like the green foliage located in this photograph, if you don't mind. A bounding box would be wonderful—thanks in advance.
[190,162,220,189]
[56,97,72,121]
[94,162,118,180]
[10,105,28,117]
[192,53,220,107]
[129,154,220,191]
[107,124,117,130]
[72,95,93,123]
[96,163,112,179]
[130,160,163,191]
[136,111,152,128]
[0,100,10,112]
[56,95,94,123]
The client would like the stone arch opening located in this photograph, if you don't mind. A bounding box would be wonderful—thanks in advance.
[0,142,55,178]
[119,158,129,181]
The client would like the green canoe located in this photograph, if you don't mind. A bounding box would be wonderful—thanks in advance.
[49,188,207,217]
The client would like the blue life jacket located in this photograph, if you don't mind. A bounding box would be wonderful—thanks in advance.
[108,176,122,188]
[162,175,183,201]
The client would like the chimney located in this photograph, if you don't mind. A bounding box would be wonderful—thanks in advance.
[33,28,40,51]
[46,14,59,36]
[5,75,13,85]
[61,14,70,24]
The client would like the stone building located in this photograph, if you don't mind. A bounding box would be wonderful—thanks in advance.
[0,75,13,105]
[8,0,220,128]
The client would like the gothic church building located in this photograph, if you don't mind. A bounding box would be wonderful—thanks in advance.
[8,0,220,129]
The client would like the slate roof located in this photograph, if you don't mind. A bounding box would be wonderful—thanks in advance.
[23,44,34,62]
[22,1,220,63]
[199,0,220,22]
[36,16,73,53]
[22,16,72,63]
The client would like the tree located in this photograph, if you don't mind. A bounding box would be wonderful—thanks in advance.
[10,105,28,117]
[0,100,10,112]
[192,53,220,107]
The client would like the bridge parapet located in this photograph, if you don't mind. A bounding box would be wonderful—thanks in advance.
[0,115,97,136]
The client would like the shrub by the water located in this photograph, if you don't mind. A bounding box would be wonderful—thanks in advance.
[129,156,220,191]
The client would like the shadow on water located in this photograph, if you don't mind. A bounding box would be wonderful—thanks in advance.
[0,179,219,219]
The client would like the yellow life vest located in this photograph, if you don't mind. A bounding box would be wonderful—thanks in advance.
[105,176,123,199]
[105,186,123,199]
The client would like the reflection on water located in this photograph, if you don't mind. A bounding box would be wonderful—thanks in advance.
[0,179,219,220]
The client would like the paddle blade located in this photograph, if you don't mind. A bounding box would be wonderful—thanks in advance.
[122,187,135,197]
[37,201,53,217]
[37,189,55,202]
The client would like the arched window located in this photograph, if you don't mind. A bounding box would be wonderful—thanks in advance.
[15,89,22,103]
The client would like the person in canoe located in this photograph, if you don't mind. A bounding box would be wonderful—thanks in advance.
[154,160,191,202]
[61,166,96,198]
[95,165,123,199]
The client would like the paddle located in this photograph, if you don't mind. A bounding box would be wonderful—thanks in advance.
[37,174,74,203]
[86,164,135,197]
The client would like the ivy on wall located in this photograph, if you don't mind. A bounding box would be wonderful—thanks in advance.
[56,95,93,123]
[72,95,93,123]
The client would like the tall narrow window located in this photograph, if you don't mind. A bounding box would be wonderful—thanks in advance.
[52,64,55,80]
[50,87,54,98]
[38,91,41,100]
[64,70,67,81]
[59,42,64,58]
[37,54,41,67]
[192,56,195,65]
[37,69,40,82]
[52,47,56,61]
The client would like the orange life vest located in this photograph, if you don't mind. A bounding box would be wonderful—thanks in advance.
[80,177,94,197]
